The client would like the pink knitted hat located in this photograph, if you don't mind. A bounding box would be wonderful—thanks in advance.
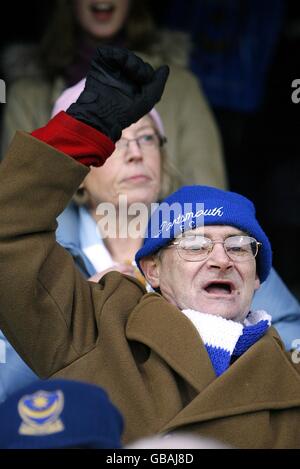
[51,78,165,137]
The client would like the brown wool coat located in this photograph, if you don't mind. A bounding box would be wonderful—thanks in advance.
[0,133,300,448]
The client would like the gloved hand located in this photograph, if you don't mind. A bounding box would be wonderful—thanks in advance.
[67,47,169,142]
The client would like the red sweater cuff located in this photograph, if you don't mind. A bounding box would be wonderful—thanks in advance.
[31,112,115,167]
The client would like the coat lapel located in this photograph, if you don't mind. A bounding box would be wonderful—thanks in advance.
[126,293,216,393]
[160,328,300,433]
[127,297,300,433]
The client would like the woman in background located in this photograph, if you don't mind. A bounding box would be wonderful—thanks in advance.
[1,0,227,189]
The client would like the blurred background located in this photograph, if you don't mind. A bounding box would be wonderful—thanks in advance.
[0,0,299,300]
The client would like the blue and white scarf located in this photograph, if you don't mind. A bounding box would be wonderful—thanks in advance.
[182,309,271,376]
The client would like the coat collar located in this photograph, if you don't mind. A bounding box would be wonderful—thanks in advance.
[126,294,300,431]
[126,293,219,392]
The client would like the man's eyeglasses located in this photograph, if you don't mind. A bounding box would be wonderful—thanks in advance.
[115,132,167,154]
[165,235,261,262]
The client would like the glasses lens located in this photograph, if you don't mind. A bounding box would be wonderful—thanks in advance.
[224,236,258,260]
[115,132,160,154]
[175,235,259,262]
[177,236,212,261]
[138,133,159,147]
[115,138,128,152]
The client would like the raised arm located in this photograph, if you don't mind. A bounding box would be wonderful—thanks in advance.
[0,47,169,378]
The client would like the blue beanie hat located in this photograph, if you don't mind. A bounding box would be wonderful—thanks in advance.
[0,379,123,449]
[136,185,272,282]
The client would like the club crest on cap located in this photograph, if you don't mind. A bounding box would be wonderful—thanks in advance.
[18,390,64,436]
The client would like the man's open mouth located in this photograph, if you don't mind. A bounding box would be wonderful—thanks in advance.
[203,281,235,296]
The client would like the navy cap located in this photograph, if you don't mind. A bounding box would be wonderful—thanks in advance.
[0,379,124,449]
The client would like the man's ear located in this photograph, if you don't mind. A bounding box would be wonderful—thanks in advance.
[254,273,260,291]
[139,255,161,289]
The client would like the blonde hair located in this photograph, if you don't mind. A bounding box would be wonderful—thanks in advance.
[158,144,182,200]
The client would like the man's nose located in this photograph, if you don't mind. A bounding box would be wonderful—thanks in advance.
[206,242,233,270]
[125,140,143,162]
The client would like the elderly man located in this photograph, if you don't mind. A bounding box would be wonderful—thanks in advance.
[0,47,300,448]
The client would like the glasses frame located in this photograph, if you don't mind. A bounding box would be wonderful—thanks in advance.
[165,235,262,263]
[115,131,167,153]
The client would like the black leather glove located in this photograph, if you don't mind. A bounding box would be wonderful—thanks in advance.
[67,47,169,142]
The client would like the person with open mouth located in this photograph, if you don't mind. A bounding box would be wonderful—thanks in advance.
[74,1,130,40]
[1,46,300,449]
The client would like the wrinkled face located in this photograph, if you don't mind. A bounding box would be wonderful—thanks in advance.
[74,0,130,39]
[141,226,260,322]
[84,115,161,208]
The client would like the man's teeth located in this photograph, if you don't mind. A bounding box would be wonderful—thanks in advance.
[92,2,114,12]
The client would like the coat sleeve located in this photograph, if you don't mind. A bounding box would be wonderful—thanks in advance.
[0,131,100,378]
